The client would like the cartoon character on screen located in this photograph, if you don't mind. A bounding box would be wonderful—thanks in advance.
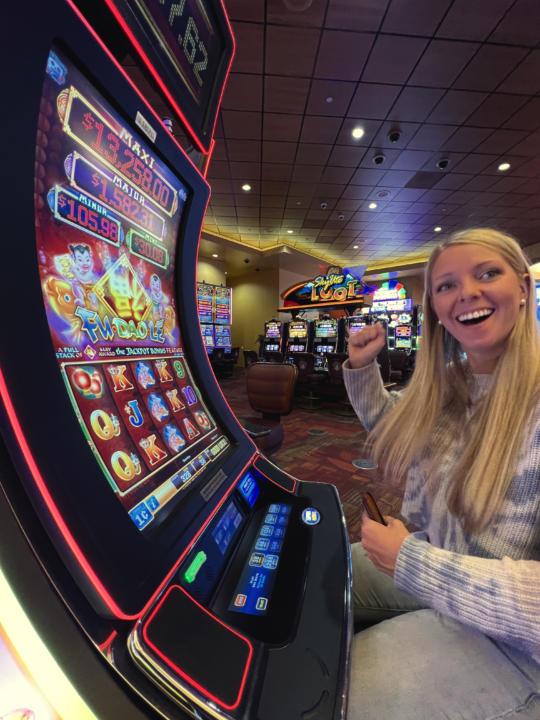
[68,243,100,311]
[163,424,186,453]
[148,273,176,341]
[148,393,169,422]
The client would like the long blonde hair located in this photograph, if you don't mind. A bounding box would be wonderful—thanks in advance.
[370,228,540,533]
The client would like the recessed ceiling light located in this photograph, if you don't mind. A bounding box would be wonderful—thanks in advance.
[224,271,227,275]
[434,226,442,232]
[353,245,359,249]
[287,229,294,234]
[212,253,219,257]
[325,96,334,103]
[352,127,365,140]
[242,183,251,191]
[368,202,377,209]
[498,162,511,172]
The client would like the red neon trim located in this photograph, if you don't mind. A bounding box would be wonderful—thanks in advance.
[253,456,297,494]
[138,450,257,617]
[142,585,252,710]
[202,139,215,179]
[281,281,308,300]
[0,367,136,620]
[101,0,213,155]
[98,630,117,651]
[64,0,210,180]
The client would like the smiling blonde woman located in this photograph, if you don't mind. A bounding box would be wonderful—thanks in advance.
[343,228,540,720]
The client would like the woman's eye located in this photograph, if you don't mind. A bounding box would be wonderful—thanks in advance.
[480,268,500,280]
[436,282,453,293]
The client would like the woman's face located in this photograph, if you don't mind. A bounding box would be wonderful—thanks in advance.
[430,243,527,373]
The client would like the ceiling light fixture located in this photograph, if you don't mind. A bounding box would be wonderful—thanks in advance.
[241,183,251,191]
[325,96,334,103]
[287,230,294,234]
[368,202,377,209]
[434,226,442,232]
[353,245,359,249]
[351,127,365,140]
[212,253,219,257]
[498,162,511,172]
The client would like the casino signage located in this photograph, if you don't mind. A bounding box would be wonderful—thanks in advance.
[278,266,375,311]
[370,280,413,312]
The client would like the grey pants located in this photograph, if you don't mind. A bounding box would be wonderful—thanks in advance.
[348,543,540,720]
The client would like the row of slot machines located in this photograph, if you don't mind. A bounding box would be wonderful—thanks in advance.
[198,284,233,354]
[263,311,421,360]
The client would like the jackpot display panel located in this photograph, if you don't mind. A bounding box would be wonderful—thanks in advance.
[0,2,351,719]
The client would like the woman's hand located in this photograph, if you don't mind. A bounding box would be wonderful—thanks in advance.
[361,514,410,577]
[348,323,386,369]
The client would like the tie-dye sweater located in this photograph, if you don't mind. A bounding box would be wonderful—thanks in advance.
[343,360,540,664]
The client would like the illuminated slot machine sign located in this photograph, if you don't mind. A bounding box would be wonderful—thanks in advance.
[36,47,230,531]
[314,318,337,354]
[348,317,366,333]
[197,281,214,324]
[395,325,412,350]
[287,320,308,352]
[214,286,232,325]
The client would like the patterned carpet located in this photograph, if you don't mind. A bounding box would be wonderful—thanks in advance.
[217,366,406,544]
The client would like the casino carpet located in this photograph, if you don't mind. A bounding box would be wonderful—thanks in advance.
[216,366,407,545]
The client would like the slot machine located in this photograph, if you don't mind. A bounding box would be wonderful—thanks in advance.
[261,320,284,356]
[285,319,311,354]
[0,2,351,719]
[313,318,338,368]
[344,316,370,354]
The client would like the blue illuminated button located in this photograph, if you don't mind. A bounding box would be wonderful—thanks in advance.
[263,554,279,570]
[255,538,270,551]
[265,513,278,524]
[302,508,321,526]
[260,525,274,537]
[269,503,280,513]
[273,527,286,538]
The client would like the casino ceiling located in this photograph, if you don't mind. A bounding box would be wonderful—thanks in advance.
[133,0,540,274]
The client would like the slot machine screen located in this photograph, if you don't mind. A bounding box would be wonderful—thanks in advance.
[197,282,214,324]
[201,324,215,349]
[264,321,282,340]
[288,321,307,339]
[214,325,231,348]
[315,319,337,338]
[35,46,231,532]
[348,317,366,333]
[395,326,412,338]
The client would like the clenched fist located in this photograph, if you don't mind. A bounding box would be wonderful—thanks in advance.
[348,323,386,369]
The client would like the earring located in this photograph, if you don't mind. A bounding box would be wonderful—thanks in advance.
[520,298,526,306]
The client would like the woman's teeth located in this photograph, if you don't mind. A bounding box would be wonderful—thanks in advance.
[457,309,494,324]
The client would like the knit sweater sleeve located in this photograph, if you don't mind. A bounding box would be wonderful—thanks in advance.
[394,533,540,662]
[342,360,401,431]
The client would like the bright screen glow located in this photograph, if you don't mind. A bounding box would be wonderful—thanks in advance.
[35,47,230,531]
[288,321,307,339]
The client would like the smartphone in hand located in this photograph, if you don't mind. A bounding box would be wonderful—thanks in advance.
[362,492,387,526]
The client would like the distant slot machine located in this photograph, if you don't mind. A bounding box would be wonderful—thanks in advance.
[201,323,215,353]
[262,320,283,354]
[345,316,368,353]
[395,325,413,350]
[214,323,232,351]
[286,319,310,353]
[313,318,338,367]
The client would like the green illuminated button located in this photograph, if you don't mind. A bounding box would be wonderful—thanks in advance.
[184,551,207,583]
